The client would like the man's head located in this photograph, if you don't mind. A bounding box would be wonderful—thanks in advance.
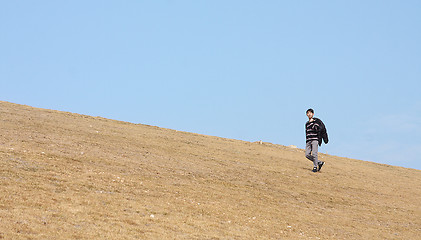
[306,108,314,120]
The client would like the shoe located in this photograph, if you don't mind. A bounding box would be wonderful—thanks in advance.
[318,161,324,171]
[312,167,318,172]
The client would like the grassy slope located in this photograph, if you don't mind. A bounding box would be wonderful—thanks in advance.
[0,101,420,239]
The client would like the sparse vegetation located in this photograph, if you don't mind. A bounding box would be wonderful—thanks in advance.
[1,101,420,239]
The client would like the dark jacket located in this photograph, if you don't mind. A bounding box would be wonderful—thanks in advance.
[314,118,329,146]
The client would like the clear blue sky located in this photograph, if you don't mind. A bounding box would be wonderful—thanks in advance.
[1,1,420,170]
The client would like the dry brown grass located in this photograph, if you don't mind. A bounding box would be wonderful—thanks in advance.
[0,101,420,239]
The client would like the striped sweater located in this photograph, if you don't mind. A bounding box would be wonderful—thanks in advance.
[305,119,320,142]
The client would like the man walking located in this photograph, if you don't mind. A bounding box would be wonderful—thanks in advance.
[305,108,326,172]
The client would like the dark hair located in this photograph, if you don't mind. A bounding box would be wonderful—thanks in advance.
[306,108,314,114]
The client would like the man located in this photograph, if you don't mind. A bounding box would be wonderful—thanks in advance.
[305,108,325,172]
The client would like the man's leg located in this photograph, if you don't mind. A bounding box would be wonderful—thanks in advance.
[305,141,313,162]
[311,140,321,168]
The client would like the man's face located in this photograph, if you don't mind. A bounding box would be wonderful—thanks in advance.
[306,111,314,119]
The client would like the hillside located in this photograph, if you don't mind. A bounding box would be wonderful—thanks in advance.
[0,101,420,239]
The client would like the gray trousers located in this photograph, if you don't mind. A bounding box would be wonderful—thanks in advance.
[305,140,320,168]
